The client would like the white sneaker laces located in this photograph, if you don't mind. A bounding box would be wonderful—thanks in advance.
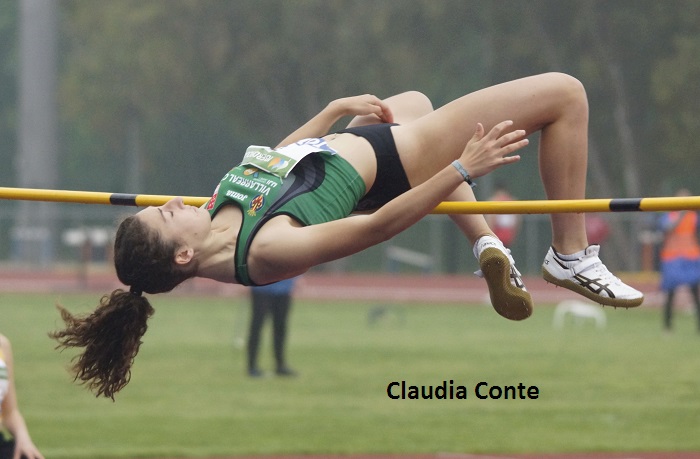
[568,252,622,286]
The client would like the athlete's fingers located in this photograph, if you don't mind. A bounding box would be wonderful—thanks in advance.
[470,123,485,143]
[458,121,528,178]
[364,95,393,123]
[501,155,521,166]
[483,120,514,140]
[378,101,394,123]
[496,129,528,148]
[500,138,529,156]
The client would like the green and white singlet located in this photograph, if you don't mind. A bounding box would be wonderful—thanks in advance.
[205,138,366,286]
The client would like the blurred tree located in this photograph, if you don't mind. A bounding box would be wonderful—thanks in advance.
[53,0,699,204]
[59,0,246,194]
[58,0,489,195]
[651,0,700,194]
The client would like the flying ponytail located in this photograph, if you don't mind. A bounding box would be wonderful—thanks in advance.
[50,289,154,400]
[50,214,198,399]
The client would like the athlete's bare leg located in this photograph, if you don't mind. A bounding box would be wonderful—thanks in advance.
[391,72,588,254]
[388,73,642,309]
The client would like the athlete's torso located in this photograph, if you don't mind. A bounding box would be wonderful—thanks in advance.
[205,139,365,285]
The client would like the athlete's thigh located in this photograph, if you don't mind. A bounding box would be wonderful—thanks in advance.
[393,72,584,185]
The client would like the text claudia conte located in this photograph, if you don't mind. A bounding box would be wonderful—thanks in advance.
[387,380,539,400]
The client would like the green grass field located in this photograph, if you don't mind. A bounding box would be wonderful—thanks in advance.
[2,291,699,458]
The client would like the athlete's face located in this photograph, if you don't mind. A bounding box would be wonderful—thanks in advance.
[137,197,211,248]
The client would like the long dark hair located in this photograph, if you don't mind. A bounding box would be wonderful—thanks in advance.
[50,215,198,399]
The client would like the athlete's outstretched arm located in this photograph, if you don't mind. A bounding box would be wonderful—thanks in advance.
[275,95,394,148]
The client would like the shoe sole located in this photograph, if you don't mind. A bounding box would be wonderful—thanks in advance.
[479,248,533,321]
[542,269,644,308]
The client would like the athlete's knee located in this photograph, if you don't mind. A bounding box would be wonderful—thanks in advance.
[391,90,434,115]
[541,72,588,122]
[404,90,434,110]
[553,73,588,110]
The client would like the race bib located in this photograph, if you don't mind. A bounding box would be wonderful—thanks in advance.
[241,138,336,178]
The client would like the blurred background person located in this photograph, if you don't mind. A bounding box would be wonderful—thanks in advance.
[247,278,299,378]
[658,188,700,332]
[585,214,610,246]
[485,183,520,247]
[0,333,44,459]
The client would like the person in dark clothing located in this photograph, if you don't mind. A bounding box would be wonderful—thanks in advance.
[247,278,298,377]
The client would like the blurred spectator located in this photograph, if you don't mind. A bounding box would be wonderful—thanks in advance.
[0,333,44,459]
[658,188,700,332]
[585,214,610,245]
[247,278,298,377]
[485,183,520,247]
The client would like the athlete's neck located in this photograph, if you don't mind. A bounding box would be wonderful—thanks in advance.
[195,206,242,284]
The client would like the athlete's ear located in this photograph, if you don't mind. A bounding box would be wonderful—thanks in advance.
[174,246,194,265]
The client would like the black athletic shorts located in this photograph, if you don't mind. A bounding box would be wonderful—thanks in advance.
[334,123,412,212]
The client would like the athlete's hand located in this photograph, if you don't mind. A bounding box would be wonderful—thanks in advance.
[329,94,394,124]
[457,121,528,179]
[13,436,44,459]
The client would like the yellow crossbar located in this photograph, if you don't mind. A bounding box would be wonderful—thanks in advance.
[1,187,700,214]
